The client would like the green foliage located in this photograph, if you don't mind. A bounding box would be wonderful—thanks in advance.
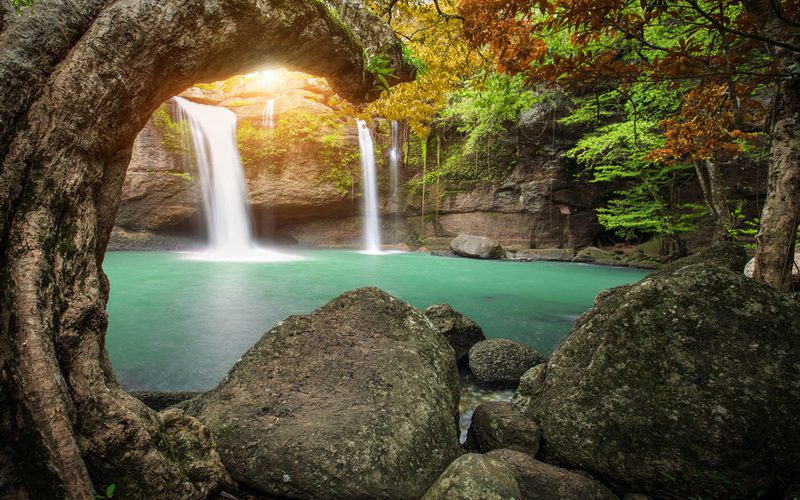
[318,130,360,194]
[94,484,115,500]
[726,200,760,247]
[151,104,191,156]
[237,120,283,176]
[439,72,536,157]
[402,45,428,76]
[403,72,537,190]
[11,0,32,13]
[365,50,397,93]
[564,84,704,244]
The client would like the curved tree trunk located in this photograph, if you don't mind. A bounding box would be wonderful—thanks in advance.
[0,1,410,498]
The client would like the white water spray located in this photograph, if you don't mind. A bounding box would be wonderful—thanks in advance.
[262,98,276,129]
[173,97,302,262]
[357,119,382,254]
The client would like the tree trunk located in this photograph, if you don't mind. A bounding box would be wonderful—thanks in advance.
[704,158,732,241]
[753,78,800,290]
[0,1,410,498]
[744,0,800,290]
[694,160,717,218]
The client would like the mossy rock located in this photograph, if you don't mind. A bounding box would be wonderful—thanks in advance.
[514,243,800,498]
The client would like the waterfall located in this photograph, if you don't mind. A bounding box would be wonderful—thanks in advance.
[357,119,382,254]
[173,97,256,258]
[262,98,276,129]
[389,120,401,242]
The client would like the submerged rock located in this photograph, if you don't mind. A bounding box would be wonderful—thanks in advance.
[450,234,506,259]
[424,304,485,362]
[421,454,522,500]
[465,401,540,455]
[514,245,800,497]
[184,287,461,499]
[469,339,545,388]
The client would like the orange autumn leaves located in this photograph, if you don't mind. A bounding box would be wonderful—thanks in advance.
[650,84,763,165]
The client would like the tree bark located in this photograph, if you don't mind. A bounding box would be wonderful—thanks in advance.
[704,158,732,241]
[0,1,410,498]
[745,0,800,291]
[753,78,800,290]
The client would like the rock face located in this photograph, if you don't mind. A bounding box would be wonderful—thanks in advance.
[424,304,485,361]
[421,454,523,500]
[513,243,800,497]
[184,287,462,498]
[469,339,545,388]
[465,401,541,455]
[450,234,506,259]
[486,449,619,500]
[115,120,201,235]
[409,97,608,250]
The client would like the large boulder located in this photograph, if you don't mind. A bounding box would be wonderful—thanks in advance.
[450,234,506,259]
[513,244,800,497]
[423,451,617,500]
[486,449,618,500]
[421,454,523,500]
[424,304,485,362]
[465,401,541,455]
[184,287,462,498]
[469,339,545,388]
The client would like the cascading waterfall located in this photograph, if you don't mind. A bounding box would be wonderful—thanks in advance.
[174,97,255,258]
[357,119,382,254]
[388,120,401,242]
[262,98,276,129]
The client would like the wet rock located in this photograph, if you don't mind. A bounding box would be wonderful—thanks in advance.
[424,304,485,362]
[450,234,506,259]
[515,248,576,262]
[515,253,800,497]
[185,287,461,498]
[572,246,627,266]
[486,449,618,500]
[468,339,545,388]
[421,454,522,500]
[465,401,540,455]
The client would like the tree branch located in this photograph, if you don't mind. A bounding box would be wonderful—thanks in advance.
[432,0,463,21]
[684,0,800,54]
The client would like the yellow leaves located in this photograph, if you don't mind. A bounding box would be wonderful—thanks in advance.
[363,0,485,137]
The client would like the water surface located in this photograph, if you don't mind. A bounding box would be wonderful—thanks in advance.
[105,250,648,391]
